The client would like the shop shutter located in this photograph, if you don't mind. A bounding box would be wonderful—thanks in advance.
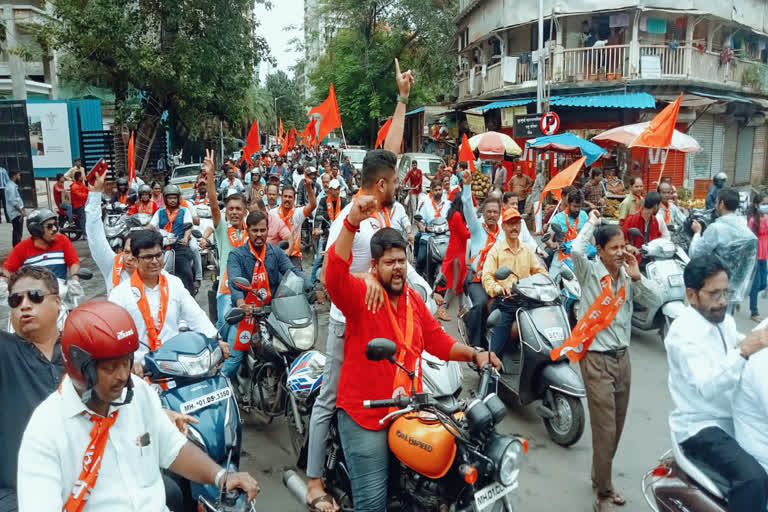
[711,117,725,178]
[688,114,714,181]
[735,126,754,185]
[723,120,738,182]
[751,124,768,184]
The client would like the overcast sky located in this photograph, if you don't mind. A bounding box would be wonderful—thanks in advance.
[257,0,304,80]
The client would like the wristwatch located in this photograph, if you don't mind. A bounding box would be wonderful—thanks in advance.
[397,94,409,104]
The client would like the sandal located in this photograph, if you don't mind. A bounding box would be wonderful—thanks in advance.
[752,315,761,323]
[607,491,626,506]
[307,494,339,512]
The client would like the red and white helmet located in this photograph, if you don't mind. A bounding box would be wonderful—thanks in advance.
[61,301,139,402]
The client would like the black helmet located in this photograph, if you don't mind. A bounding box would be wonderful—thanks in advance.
[163,184,181,198]
[713,172,727,188]
[117,177,129,188]
[27,208,57,237]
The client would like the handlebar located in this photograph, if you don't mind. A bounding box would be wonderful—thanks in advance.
[363,396,410,409]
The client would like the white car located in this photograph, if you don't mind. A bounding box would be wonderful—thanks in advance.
[396,152,445,190]
[342,148,368,172]
[169,163,204,198]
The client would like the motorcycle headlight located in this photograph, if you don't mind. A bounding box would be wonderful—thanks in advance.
[289,324,315,350]
[177,349,212,377]
[487,434,524,486]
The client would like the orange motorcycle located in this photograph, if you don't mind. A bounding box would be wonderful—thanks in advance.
[284,338,527,511]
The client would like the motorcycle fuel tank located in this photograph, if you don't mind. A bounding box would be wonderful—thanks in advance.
[388,413,457,479]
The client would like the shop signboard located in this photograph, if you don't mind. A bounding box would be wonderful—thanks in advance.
[514,114,544,138]
[501,106,527,128]
[27,101,72,169]
[466,113,486,134]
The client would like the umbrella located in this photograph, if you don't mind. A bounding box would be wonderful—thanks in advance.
[468,131,522,158]
[526,132,606,166]
[592,122,701,153]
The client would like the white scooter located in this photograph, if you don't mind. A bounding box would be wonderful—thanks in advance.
[627,227,689,340]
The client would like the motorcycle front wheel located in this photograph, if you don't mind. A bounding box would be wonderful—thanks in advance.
[543,392,585,447]
[64,228,82,242]
[287,403,308,456]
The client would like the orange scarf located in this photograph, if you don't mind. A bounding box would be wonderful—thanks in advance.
[62,406,119,512]
[472,224,500,282]
[112,254,124,288]
[558,211,581,260]
[383,288,421,411]
[327,196,341,221]
[371,206,392,228]
[550,274,626,363]
[227,222,248,247]
[429,194,442,218]
[279,207,301,257]
[131,271,169,351]
[163,208,180,232]
[118,192,128,204]
[233,243,271,351]
[663,205,671,224]
[137,201,153,214]
[194,196,209,205]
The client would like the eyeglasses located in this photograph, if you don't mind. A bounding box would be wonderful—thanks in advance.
[8,289,53,308]
[138,252,163,262]
[42,222,58,231]
[700,289,729,301]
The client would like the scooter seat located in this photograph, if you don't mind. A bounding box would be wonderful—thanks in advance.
[670,433,725,499]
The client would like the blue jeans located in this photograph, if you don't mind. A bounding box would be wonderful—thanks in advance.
[61,203,73,223]
[491,299,519,355]
[220,301,242,378]
[337,409,389,512]
[310,236,326,285]
[749,259,767,316]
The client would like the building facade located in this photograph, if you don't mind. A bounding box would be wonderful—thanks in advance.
[303,0,338,100]
[455,0,768,192]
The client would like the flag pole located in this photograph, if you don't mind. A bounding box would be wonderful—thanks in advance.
[656,148,669,186]
[339,124,348,149]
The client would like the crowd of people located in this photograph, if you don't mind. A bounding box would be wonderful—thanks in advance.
[1,57,768,512]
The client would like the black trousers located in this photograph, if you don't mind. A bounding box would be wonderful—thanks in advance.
[681,426,768,512]
[0,488,17,512]
[465,278,490,347]
[173,244,195,295]
[0,188,7,223]
[162,473,184,512]
[11,216,23,246]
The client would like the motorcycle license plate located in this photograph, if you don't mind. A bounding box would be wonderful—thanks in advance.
[180,387,232,414]
[474,481,518,511]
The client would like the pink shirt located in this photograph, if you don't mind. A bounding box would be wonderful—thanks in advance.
[749,215,768,260]
[267,210,292,244]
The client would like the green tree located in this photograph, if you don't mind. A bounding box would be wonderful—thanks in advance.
[309,0,457,144]
[265,70,306,133]
[43,0,272,172]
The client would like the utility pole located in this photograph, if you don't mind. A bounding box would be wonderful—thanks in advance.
[536,0,544,114]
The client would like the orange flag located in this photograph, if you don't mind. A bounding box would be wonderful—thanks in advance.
[279,119,284,140]
[375,117,392,149]
[308,84,342,143]
[127,131,135,183]
[630,94,681,148]
[458,133,476,171]
[240,120,260,165]
[287,127,297,149]
[535,156,586,214]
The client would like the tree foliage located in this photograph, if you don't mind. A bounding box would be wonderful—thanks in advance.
[43,0,272,171]
[309,0,457,144]
[265,70,306,133]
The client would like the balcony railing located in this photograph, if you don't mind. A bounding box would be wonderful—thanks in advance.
[639,45,686,77]
[560,44,628,82]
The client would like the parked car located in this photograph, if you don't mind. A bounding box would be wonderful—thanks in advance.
[169,163,204,198]
[396,152,445,189]
[342,148,368,172]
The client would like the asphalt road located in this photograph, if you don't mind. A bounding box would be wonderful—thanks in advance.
[1,222,765,512]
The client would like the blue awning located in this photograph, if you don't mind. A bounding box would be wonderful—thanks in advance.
[525,132,607,166]
[406,106,425,116]
[475,92,655,111]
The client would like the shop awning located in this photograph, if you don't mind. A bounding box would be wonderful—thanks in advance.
[687,90,768,109]
[476,92,655,112]
[406,106,425,116]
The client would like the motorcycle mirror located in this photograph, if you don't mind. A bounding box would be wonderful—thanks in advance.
[365,338,397,362]
[225,308,246,325]
[627,227,643,239]
[667,224,676,232]
[76,268,93,281]
[231,277,252,292]
[256,288,268,301]
[278,240,290,251]
[190,229,203,239]
[487,309,502,329]
[413,214,423,222]
[550,223,563,235]
[494,267,513,281]
[182,222,194,231]
[541,233,552,243]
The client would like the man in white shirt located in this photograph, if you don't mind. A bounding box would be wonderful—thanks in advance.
[17,301,259,512]
[656,181,685,230]
[86,172,137,293]
[218,165,244,194]
[665,255,768,512]
[734,335,768,476]
[149,185,196,295]
[108,230,221,375]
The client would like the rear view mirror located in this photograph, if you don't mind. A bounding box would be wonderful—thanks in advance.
[365,338,397,362]
[627,227,643,239]
[278,240,290,251]
[413,214,423,222]
[550,223,563,235]
[182,222,194,231]
[435,273,447,288]
[191,229,203,239]
[231,277,251,292]
[494,267,513,281]
[225,308,246,325]
[76,268,93,280]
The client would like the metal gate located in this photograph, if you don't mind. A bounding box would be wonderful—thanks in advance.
[723,121,738,183]
[688,114,714,180]
[712,118,725,178]
[735,126,755,185]
[0,100,36,208]
[79,130,116,180]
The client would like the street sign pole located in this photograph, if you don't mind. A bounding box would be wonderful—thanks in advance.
[536,0,544,114]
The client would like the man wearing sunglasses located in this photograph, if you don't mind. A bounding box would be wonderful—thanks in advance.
[2,208,81,298]
[0,266,64,511]
[108,230,221,377]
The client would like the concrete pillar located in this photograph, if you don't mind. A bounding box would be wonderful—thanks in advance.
[44,50,58,99]
[553,15,563,81]
[684,16,694,77]
[629,9,640,77]
[4,6,26,100]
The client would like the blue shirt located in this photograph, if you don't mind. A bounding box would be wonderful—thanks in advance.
[0,167,9,189]
[157,207,191,239]
[226,242,307,305]
[5,180,24,220]
[551,210,589,238]
[462,186,498,272]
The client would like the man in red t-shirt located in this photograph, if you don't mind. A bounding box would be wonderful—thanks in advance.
[69,171,89,233]
[623,191,669,264]
[52,173,73,224]
[324,194,500,510]
[2,208,80,283]
[402,160,423,219]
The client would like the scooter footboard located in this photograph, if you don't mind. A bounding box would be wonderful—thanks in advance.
[539,361,585,397]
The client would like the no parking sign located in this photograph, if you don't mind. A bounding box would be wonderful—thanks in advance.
[540,112,560,135]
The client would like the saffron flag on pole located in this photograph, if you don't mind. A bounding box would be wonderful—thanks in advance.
[458,133,476,171]
[308,84,342,143]
[535,156,586,214]
[279,119,284,140]
[629,93,682,149]
[240,120,260,165]
[375,118,392,149]
[127,131,135,184]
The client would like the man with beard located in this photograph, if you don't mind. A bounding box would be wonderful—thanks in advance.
[222,210,306,378]
[618,176,644,226]
[268,179,316,267]
[0,267,64,511]
[414,178,448,275]
[546,188,589,282]
[219,164,244,195]
[656,181,685,230]
[666,256,768,512]
[323,196,500,511]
